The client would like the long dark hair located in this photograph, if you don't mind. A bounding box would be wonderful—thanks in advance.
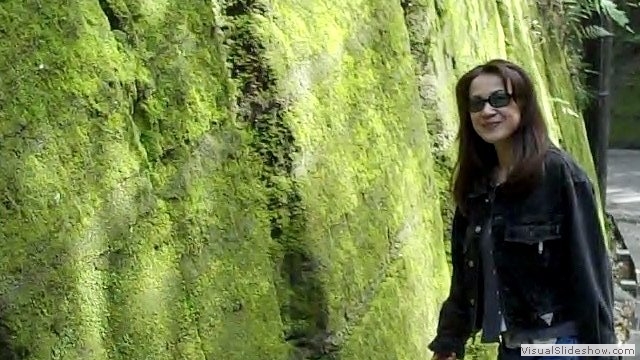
[452,59,550,214]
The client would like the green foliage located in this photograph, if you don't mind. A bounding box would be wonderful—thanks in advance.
[600,0,634,30]
[539,0,633,39]
[622,33,640,43]
[534,0,634,115]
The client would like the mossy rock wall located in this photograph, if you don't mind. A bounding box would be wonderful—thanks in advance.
[0,1,598,359]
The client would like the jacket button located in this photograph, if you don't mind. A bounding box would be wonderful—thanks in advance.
[468,260,474,267]
[474,225,481,233]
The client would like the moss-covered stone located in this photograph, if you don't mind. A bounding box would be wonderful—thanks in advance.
[0,1,287,359]
[0,0,602,359]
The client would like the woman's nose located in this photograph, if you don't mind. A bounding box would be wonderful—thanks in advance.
[480,102,497,115]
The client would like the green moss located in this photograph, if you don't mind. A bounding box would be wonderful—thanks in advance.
[338,202,450,359]
[259,0,450,351]
[0,1,287,359]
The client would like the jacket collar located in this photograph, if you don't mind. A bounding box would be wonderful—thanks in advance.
[468,177,495,199]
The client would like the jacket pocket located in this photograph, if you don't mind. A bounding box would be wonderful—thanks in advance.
[504,222,562,244]
[502,217,563,261]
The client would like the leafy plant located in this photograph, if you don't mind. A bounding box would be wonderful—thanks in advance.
[535,0,636,110]
[538,0,633,44]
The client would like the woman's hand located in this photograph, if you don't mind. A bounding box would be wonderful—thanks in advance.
[432,352,456,360]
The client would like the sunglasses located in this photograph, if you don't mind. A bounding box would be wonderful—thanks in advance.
[468,90,512,113]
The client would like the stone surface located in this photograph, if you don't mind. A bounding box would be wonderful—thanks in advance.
[607,149,640,359]
[607,149,640,221]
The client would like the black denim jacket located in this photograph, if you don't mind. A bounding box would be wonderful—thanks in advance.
[428,146,616,359]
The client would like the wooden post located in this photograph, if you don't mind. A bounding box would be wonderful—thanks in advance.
[596,12,614,207]
[582,9,614,207]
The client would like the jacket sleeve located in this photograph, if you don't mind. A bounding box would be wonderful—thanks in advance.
[428,207,473,358]
[562,170,617,348]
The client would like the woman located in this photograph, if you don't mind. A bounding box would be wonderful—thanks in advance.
[427,59,616,360]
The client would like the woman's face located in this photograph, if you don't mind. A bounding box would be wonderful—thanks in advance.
[468,73,521,145]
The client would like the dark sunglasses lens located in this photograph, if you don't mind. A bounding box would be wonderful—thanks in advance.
[469,100,485,112]
[489,93,510,107]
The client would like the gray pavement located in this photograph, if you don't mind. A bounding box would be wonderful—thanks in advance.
[607,149,640,358]
[607,149,640,223]
[607,149,640,272]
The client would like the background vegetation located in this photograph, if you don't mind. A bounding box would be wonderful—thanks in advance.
[611,1,640,148]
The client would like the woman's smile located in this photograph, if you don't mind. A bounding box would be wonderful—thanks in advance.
[480,115,503,129]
